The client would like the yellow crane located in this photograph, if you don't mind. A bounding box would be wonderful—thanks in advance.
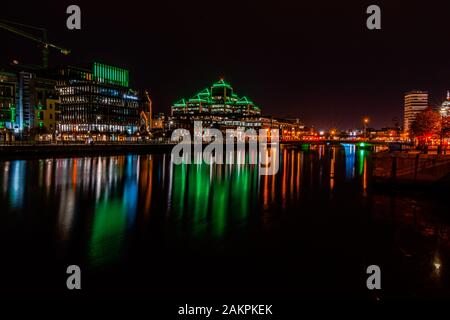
[139,90,153,133]
[0,19,70,69]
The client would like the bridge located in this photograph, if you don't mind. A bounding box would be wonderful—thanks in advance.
[281,139,413,151]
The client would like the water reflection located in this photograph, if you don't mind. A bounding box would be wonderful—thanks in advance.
[0,145,372,236]
[343,144,356,180]
[169,158,258,238]
[9,160,25,209]
[0,143,448,292]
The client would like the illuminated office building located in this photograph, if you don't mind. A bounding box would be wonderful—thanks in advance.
[172,79,261,116]
[404,90,428,134]
[170,79,261,131]
[55,62,140,139]
[1,69,56,134]
[440,91,450,117]
[31,74,57,132]
[0,71,17,131]
[35,96,59,133]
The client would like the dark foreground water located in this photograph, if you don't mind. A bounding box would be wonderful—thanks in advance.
[0,144,449,301]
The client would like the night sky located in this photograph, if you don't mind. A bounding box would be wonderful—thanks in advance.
[3,0,450,129]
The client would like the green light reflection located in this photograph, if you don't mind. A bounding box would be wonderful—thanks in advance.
[90,198,127,266]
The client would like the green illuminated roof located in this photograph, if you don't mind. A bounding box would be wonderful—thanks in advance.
[189,90,212,103]
[173,98,187,107]
[212,79,232,89]
[237,96,254,105]
[188,97,210,103]
[172,79,262,113]
[197,88,210,97]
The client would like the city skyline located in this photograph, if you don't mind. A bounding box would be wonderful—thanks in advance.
[3,1,450,305]
[3,1,450,129]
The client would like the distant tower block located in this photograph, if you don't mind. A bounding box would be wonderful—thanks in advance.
[440,90,450,117]
[404,90,428,134]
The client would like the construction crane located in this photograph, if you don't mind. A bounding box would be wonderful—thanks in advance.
[140,90,153,132]
[0,19,70,69]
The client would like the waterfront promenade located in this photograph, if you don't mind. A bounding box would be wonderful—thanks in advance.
[0,139,408,158]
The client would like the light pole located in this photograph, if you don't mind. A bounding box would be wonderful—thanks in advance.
[95,116,102,142]
[363,117,369,139]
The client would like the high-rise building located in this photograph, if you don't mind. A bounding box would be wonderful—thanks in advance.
[55,62,140,140]
[440,91,450,118]
[404,90,428,134]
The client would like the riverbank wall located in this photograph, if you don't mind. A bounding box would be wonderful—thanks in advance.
[373,152,450,185]
[0,141,279,159]
[0,143,177,159]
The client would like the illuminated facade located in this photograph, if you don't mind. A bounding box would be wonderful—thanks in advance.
[32,75,58,133]
[34,97,59,133]
[170,79,261,131]
[172,79,261,116]
[440,91,450,117]
[55,62,140,138]
[0,71,17,131]
[1,70,57,134]
[404,90,428,134]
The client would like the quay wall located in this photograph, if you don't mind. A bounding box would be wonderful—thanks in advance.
[0,143,176,159]
[373,152,450,184]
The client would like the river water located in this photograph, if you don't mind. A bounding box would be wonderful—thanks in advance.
[0,144,449,300]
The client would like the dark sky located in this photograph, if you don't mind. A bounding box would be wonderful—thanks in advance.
[2,0,450,129]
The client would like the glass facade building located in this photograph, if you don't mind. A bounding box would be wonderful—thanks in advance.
[55,63,140,138]
[172,79,261,116]
[170,79,262,132]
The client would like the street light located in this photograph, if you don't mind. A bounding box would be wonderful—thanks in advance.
[363,117,369,139]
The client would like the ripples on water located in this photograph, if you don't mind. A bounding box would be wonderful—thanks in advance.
[0,144,449,299]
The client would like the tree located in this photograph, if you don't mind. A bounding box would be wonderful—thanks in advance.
[410,108,441,138]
